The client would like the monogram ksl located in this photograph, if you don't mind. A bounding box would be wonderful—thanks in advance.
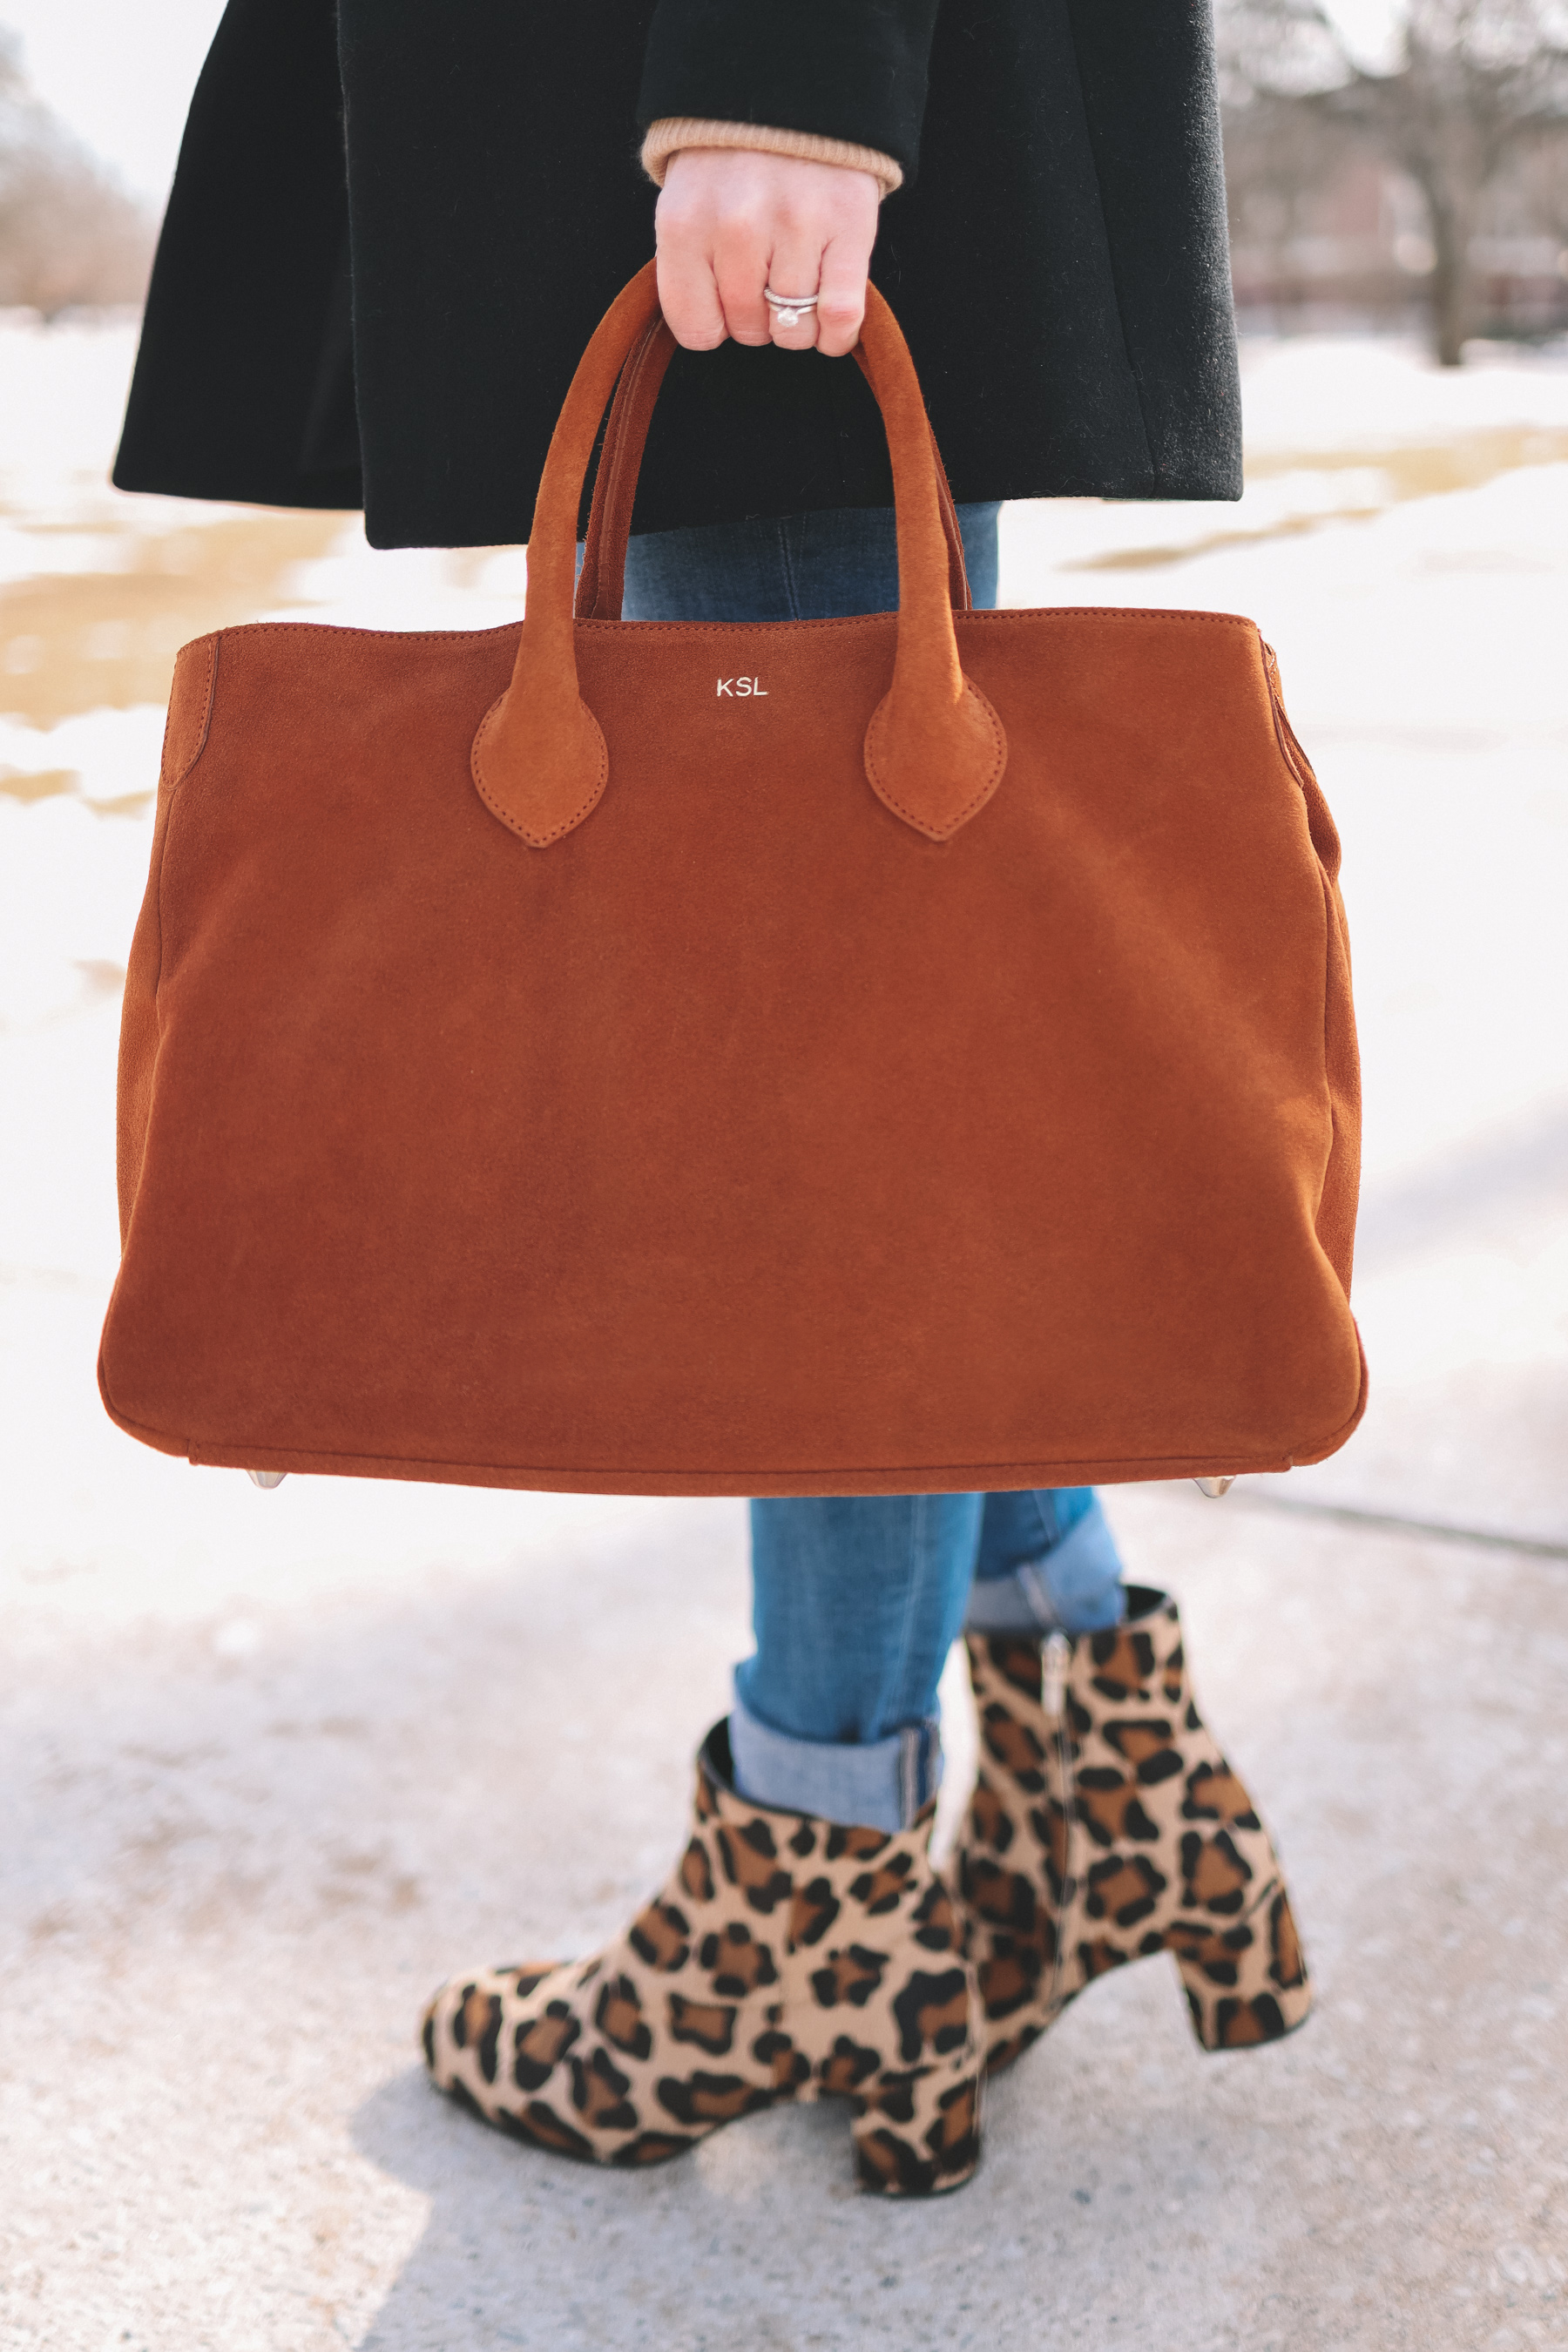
[716,677,767,697]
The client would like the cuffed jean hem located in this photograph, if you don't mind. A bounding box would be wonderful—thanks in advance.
[963,1497,1127,1635]
[728,1681,943,1833]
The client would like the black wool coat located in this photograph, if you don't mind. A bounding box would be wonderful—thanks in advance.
[114,0,1243,545]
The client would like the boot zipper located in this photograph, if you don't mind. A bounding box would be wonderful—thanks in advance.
[1042,1631,1075,2022]
[1043,1629,1070,1724]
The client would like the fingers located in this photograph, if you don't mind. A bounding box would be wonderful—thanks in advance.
[654,151,879,358]
[648,239,728,353]
[762,215,828,350]
[812,227,871,358]
[710,206,774,348]
[762,163,878,353]
[653,172,733,351]
[656,151,769,349]
[653,236,728,353]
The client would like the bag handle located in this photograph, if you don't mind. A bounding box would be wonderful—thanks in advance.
[574,309,676,625]
[471,260,1006,849]
[575,314,975,623]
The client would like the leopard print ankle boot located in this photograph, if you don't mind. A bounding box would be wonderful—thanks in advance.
[422,1723,983,2194]
[954,1586,1311,2074]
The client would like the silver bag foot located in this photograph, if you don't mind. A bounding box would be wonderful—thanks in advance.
[247,1470,287,1490]
[1193,1476,1236,1498]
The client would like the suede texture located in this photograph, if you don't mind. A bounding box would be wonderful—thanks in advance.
[101,278,1365,1497]
[112,0,1242,540]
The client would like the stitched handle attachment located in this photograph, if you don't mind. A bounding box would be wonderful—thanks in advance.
[471,260,1007,848]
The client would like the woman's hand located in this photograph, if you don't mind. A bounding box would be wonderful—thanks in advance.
[654,148,879,358]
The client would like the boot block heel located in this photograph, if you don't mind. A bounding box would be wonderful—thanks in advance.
[849,2063,984,2196]
[1169,1883,1314,2052]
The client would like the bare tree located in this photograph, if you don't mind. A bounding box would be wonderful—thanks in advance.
[1511,105,1568,238]
[0,29,153,319]
[1220,0,1568,361]
[1222,88,1365,328]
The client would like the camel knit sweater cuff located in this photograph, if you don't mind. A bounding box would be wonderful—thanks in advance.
[640,118,903,198]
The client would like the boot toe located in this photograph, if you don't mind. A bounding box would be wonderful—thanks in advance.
[419,1725,986,2188]
[421,1961,575,2099]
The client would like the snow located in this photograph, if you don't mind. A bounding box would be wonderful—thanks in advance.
[1239,330,1568,449]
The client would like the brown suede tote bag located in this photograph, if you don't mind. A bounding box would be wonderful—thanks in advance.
[100,261,1366,1497]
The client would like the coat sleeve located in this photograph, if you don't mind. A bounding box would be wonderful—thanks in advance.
[113,0,360,511]
[636,0,944,186]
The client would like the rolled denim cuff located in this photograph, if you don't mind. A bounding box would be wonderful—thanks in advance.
[964,1497,1126,1636]
[728,1679,942,1833]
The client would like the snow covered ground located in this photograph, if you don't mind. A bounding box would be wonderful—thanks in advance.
[3,321,1567,2351]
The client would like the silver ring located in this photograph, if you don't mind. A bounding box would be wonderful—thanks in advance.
[763,287,819,329]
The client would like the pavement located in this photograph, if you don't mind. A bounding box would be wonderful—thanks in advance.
[3,326,1566,2351]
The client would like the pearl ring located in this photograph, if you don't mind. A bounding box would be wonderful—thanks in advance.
[763,287,820,329]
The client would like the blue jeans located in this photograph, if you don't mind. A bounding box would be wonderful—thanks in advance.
[619,499,1000,620]
[614,500,1127,1828]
